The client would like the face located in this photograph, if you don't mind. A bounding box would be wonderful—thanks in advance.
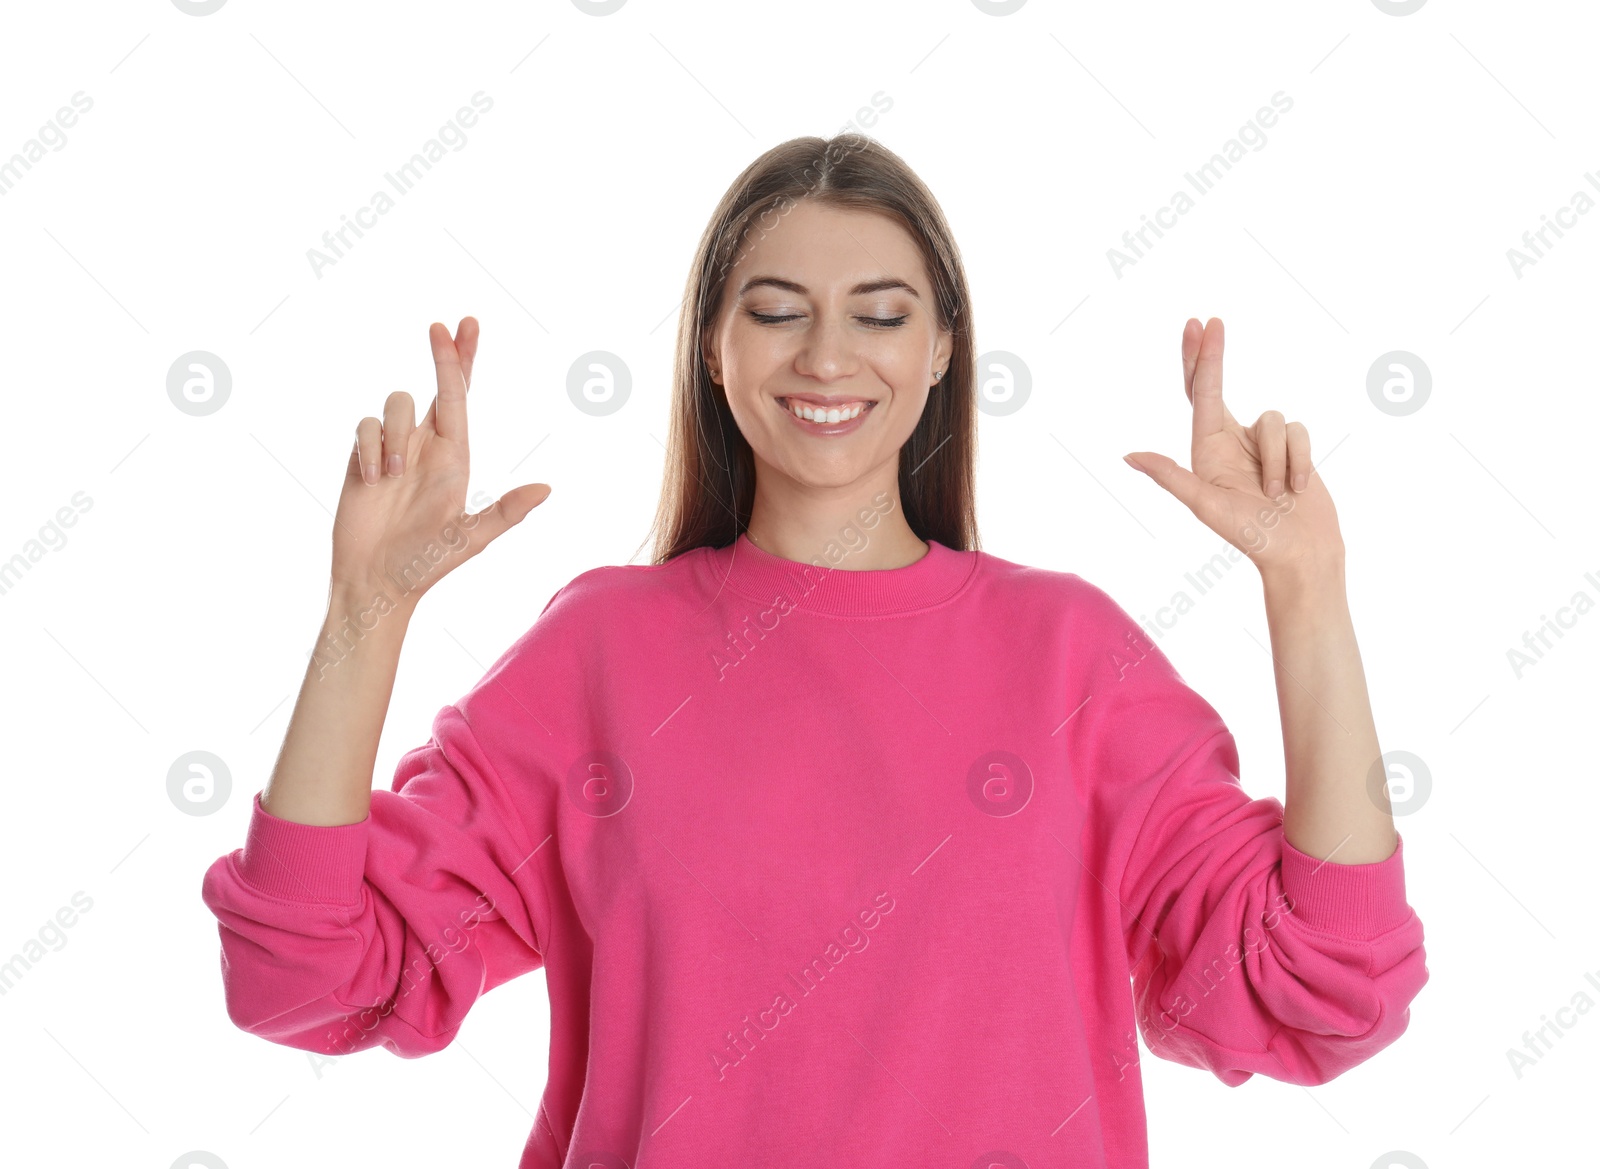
[703,199,953,493]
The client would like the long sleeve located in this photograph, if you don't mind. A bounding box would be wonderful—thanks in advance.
[199,703,552,1058]
[1064,575,1428,1087]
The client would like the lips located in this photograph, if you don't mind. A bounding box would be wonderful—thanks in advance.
[774,395,876,435]
[776,396,875,424]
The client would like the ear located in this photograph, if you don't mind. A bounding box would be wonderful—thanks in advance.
[699,323,720,382]
[933,325,955,382]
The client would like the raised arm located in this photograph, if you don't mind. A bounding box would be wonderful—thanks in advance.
[200,317,558,1057]
[1098,317,1426,1083]
[266,316,550,828]
[1122,316,1398,864]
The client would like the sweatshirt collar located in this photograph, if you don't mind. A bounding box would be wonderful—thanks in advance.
[700,531,978,618]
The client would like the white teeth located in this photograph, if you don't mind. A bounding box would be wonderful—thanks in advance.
[787,400,867,423]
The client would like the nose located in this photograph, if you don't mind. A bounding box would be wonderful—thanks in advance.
[791,312,857,383]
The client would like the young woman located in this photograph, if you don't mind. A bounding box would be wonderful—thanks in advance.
[202,134,1426,1168]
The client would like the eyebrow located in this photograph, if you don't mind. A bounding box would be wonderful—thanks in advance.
[736,275,922,300]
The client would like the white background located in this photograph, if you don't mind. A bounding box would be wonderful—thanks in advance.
[1,1,1594,1166]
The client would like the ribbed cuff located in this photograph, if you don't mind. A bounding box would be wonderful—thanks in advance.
[236,790,369,905]
[1279,831,1412,938]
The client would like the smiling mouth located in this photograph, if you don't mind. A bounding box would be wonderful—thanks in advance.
[775,397,876,424]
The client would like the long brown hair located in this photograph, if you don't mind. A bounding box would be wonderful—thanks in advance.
[638,132,980,566]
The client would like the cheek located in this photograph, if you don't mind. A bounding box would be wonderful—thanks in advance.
[870,342,931,392]
[889,387,931,430]
[721,331,787,384]
[720,374,777,435]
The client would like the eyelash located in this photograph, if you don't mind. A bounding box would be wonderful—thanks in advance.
[747,311,908,329]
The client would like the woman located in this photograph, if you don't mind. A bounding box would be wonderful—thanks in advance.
[201,133,1426,1168]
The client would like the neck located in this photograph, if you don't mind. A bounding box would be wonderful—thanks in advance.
[745,472,925,572]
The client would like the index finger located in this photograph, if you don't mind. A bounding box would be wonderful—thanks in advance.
[429,322,469,441]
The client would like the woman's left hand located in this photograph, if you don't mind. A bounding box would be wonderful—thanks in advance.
[1122,317,1345,580]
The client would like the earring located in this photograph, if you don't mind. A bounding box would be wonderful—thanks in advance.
[932,370,944,385]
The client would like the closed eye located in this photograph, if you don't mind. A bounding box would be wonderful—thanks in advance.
[747,311,908,329]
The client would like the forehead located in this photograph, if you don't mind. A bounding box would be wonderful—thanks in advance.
[728,199,931,293]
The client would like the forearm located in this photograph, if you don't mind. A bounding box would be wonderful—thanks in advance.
[1260,556,1399,865]
[260,585,416,827]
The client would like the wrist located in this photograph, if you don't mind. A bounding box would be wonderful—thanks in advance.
[1259,550,1346,602]
[328,576,419,623]
[315,582,415,674]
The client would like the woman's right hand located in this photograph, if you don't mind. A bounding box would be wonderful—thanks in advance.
[329,317,551,611]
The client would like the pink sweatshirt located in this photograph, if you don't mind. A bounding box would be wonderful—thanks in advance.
[201,533,1427,1168]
